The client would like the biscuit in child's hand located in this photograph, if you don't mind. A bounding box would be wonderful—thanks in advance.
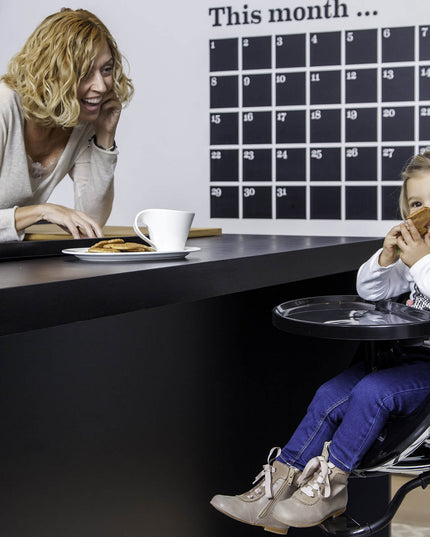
[407,206,430,236]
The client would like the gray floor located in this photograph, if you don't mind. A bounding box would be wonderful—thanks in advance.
[391,523,430,536]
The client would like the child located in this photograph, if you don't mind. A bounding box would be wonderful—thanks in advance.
[210,150,430,534]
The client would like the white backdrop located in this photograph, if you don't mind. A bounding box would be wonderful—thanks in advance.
[0,1,429,236]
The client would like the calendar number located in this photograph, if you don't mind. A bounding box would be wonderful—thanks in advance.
[383,148,395,158]
[211,187,222,198]
[346,148,358,158]
[243,187,256,198]
[383,109,396,118]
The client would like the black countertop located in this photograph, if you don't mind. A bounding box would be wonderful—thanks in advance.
[0,234,382,336]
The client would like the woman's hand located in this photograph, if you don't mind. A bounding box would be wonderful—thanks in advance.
[397,220,430,267]
[379,224,402,267]
[93,90,122,149]
[15,204,103,239]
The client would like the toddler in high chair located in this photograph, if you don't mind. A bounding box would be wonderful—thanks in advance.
[210,150,430,534]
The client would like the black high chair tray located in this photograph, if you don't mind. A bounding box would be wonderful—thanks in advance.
[273,295,430,341]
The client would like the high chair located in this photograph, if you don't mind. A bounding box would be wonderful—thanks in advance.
[272,295,430,536]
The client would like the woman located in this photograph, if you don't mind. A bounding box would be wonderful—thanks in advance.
[0,8,134,241]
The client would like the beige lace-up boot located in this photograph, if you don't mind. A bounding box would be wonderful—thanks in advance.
[210,447,301,535]
[272,442,349,528]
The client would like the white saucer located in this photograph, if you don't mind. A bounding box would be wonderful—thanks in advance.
[62,246,201,262]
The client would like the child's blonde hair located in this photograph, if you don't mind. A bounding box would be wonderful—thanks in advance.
[1,8,134,128]
[400,150,430,219]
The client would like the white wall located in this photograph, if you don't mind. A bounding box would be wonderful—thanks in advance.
[0,0,429,236]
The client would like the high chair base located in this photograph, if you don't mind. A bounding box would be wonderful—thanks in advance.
[319,470,430,536]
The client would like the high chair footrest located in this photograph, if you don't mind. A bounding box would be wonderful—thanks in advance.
[319,514,370,536]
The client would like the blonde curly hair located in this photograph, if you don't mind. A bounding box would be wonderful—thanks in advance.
[400,150,430,219]
[1,8,134,128]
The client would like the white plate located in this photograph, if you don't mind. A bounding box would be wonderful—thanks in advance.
[62,246,201,262]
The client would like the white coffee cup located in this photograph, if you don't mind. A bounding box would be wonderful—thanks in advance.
[133,209,195,251]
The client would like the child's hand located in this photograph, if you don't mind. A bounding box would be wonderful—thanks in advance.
[379,224,402,266]
[397,219,430,267]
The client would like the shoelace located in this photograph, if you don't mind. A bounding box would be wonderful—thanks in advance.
[297,455,335,499]
[250,447,281,499]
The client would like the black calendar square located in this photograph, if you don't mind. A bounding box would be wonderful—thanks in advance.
[210,112,238,145]
[345,69,377,104]
[345,147,377,181]
[419,107,430,141]
[210,186,239,218]
[243,111,271,144]
[242,36,271,70]
[345,108,377,142]
[310,186,341,219]
[276,34,306,68]
[243,186,272,218]
[382,67,415,102]
[382,107,414,142]
[310,32,340,66]
[276,110,306,143]
[243,74,271,107]
[382,185,402,220]
[276,148,306,181]
[276,72,306,106]
[346,187,377,219]
[345,29,377,65]
[382,26,415,63]
[310,109,341,143]
[420,26,430,61]
[381,146,414,180]
[276,186,306,218]
[243,149,272,181]
[210,75,238,109]
[210,38,238,72]
[310,148,341,181]
[310,70,341,105]
[210,149,239,181]
[421,69,430,101]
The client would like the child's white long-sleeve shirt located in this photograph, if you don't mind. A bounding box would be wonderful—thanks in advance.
[357,248,430,309]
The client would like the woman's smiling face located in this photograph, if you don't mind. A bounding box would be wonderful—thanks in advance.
[77,39,114,122]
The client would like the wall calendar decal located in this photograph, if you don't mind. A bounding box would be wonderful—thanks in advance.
[209,21,430,222]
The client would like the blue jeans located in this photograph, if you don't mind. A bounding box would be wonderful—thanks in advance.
[278,349,430,472]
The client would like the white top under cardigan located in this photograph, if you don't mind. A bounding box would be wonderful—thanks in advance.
[0,82,117,242]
